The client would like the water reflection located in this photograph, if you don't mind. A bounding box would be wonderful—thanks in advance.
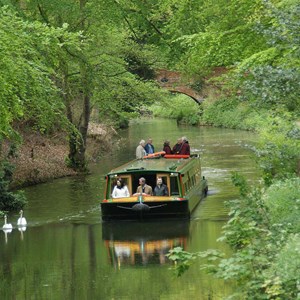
[102,220,189,268]
[2,228,12,244]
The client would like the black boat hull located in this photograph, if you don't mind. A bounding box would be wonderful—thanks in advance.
[101,200,190,221]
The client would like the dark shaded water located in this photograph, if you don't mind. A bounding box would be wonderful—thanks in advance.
[0,118,260,299]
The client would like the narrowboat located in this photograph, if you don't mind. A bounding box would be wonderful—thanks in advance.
[101,153,208,220]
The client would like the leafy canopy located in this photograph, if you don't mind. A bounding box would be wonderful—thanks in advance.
[0,6,84,139]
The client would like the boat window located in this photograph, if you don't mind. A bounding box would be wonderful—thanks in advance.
[191,174,196,187]
[156,174,170,196]
[170,176,179,195]
[109,175,132,196]
[184,182,188,193]
[109,179,115,197]
[131,173,157,194]
[122,175,132,194]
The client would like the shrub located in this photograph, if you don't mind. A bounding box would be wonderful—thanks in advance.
[263,178,300,232]
[263,234,300,300]
[0,161,27,212]
[252,113,300,184]
[150,94,201,125]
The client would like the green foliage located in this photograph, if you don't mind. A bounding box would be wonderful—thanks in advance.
[0,160,27,211]
[166,246,223,277]
[0,0,298,298]
[201,98,248,129]
[231,172,250,197]
[233,2,300,114]
[166,247,198,277]
[252,113,300,184]
[200,98,299,184]
[200,97,273,131]
[150,94,201,125]
[263,178,300,231]
[168,174,300,299]
[159,0,268,70]
[237,47,281,69]
[258,1,300,66]
[93,74,164,128]
[0,6,84,139]
[263,234,300,300]
[7,0,166,168]
[237,66,300,113]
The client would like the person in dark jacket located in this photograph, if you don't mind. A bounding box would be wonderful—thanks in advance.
[153,177,169,196]
[163,140,172,154]
[179,136,190,155]
[144,138,154,155]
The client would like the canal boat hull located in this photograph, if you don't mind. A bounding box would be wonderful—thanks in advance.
[101,197,190,221]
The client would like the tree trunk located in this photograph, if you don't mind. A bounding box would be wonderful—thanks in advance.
[67,60,91,171]
[65,0,91,171]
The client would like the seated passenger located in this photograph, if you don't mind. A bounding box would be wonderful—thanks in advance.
[112,178,130,198]
[153,177,169,196]
[135,177,153,195]
[163,140,172,154]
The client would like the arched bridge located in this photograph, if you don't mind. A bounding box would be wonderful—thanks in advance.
[155,69,204,103]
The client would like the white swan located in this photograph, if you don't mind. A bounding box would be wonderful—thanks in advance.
[2,215,13,230]
[17,210,27,226]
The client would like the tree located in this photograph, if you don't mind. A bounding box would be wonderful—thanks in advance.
[235,1,300,113]
[0,6,82,140]
[0,5,84,211]
[11,0,164,170]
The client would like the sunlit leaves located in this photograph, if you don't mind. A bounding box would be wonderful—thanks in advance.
[252,114,300,183]
[263,178,300,231]
[0,6,84,138]
[233,2,300,114]
[156,0,268,70]
[263,234,300,299]
[166,246,200,277]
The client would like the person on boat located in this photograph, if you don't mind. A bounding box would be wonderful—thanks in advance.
[136,177,153,195]
[153,177,169,196]
[112,178,130,198]
[172,138,182,154]
[144,138,155,155]
[136,139,146,159]
[163,140,172,154]
[179,136,190,155]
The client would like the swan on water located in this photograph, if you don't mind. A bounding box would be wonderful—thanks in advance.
[17,210,27,226]
[2,215,13,230]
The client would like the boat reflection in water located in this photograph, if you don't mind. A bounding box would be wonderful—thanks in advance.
[102,220,189,268]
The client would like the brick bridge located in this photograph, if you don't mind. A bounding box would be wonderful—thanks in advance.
[155,69,204,103]
[155,68,226,104]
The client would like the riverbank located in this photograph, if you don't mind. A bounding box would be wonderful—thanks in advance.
[9,123,116,189]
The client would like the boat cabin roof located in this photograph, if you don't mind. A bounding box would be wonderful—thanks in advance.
[107,154,200,176]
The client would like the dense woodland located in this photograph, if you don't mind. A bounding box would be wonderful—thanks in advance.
[0,0,299,299]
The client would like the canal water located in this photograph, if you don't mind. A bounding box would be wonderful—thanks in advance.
[0,118,260,300]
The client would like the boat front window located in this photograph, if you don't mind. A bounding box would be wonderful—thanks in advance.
[109,175,132,197]
[131,173,157,194]
[170,176,179,195]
